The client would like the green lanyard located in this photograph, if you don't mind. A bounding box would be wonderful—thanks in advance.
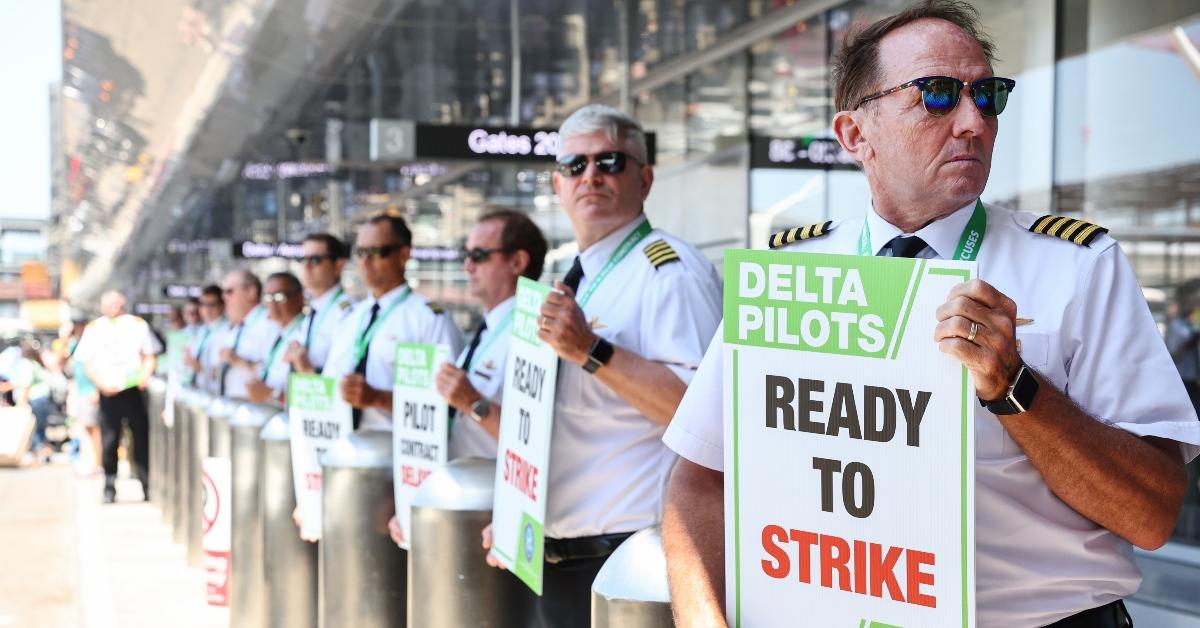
[462,310,513,371]
[260,314,306,379]
[195,319,220,356]
[575,218,654,307]
[352,286,411,367]
[858,200,987,261]
[306,287,344,349]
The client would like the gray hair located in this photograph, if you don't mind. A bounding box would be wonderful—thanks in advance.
[557,105,649,165]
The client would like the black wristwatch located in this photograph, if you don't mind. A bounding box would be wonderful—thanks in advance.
[469,398,491,423]
[982,361,1039,415]
[582,337,614,374]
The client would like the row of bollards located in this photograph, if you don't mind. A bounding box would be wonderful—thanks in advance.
[144,378,674,627]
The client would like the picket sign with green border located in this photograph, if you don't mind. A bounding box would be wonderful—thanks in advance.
[490,277,559,595]
[391,342,451,550]
[287,372,353,540]
[722,249,976,628]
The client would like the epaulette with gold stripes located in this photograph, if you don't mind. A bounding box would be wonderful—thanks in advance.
[1028,215,1108,247]
[643,239,680,269]
[427,302,445,314]
[769,221,833,249]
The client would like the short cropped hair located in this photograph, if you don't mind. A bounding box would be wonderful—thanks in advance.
[558,104,649,165]
[266,272,303,296]
[832,0,997,112]
[201,284,223,305]
[303,233,349,260]
[480,209,549,281]
[366,214,413,247]
[233,270,262,299]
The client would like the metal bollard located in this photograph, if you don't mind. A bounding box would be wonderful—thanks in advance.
[320,430,406,628]
[229,402,279,628]
[148,378,166,506]
[171,388,195,544]
[186,390,214,566]
[162,386,184,527]
[409,457,528,627]
[591,526,675,628]
[260,410,318,628]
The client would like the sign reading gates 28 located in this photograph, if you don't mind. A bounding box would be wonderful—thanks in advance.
[722,249,977,627]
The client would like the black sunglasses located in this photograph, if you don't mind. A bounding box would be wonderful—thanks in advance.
[301,254,331,266]
[855,76,1016,117]
[354,244,405,259]
[555,151,638,177]
[463,247,511,263]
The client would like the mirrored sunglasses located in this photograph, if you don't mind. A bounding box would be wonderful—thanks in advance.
[856,76,1016,117]
[555,151,635,177]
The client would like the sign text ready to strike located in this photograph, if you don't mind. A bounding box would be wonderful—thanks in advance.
[723,250,977,627]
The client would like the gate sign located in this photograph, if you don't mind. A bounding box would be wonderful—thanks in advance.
[392,342,451,550]
[723,249,976,627]
[490,278,559,595]
[288,373,353,540]
[201,457,231,607]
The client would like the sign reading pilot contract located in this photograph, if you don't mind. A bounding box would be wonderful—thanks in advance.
[392,342,451,550]
[723,249,976,627]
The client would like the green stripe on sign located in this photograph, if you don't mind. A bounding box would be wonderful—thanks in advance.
[732,348,742,628]
[887,259,925,360]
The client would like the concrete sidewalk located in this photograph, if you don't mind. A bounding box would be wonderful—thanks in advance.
[0,461,226,628]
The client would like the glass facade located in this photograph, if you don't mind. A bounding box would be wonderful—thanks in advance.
[56,1,1200,542]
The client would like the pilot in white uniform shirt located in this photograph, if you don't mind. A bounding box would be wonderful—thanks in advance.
[322,283,463,431]
[303,286,357,372]
[448,295,514,460]
[261,312,309,396]
[209,305,278,399]
[663,200,1200,627]
[188,317,221,391]
[548,215,722,540]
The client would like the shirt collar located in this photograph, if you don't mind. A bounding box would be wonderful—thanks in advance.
[309,285,344,311]
[865,200,977,259]
[369,282,410,309]
[484,295,515,330]
[578,214,648,278]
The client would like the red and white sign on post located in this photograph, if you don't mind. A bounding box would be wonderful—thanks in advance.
[201,457,231,606]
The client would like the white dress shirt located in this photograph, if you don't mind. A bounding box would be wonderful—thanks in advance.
[547,215,723,539]
[304,285,357,372]
[322,283,463,431]
[209,305,278,400]
[448,295,514,460]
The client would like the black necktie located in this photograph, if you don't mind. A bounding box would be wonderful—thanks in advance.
[886,235,929,259]
[219,323,244,396]
[452,319,488,422]
[351,302,380,429]
[460,319,488,372]
[563,256,584,294]
[305,307,317,349]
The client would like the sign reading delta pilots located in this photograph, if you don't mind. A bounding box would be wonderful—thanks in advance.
[490,278,558,595]
[392,342,451,550]
[723,249,976,627]
[288,373,353,540]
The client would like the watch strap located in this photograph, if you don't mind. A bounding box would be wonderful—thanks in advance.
[583,337,614,374]
[984,362,1039,415]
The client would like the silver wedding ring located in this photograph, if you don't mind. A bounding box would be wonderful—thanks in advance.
[967,320,979,342]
